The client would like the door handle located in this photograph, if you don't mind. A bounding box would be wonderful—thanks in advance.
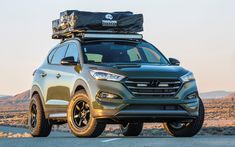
[56,73,61,79]
[40,72,47,78]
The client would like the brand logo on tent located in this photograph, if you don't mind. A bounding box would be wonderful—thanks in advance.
[102,14,117,27]
[105,14,113,20]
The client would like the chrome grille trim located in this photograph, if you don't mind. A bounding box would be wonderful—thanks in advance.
[125,81,149,84]
[127,86,180,90]
[124,78,182,97]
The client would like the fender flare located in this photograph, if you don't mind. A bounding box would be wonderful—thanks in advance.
[30,85,46,113]
[72,79,93,100]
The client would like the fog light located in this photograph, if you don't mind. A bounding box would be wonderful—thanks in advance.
[187,93,198,100]
[99,92,119,99]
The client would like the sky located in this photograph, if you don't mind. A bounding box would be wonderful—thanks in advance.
[0,0,235,95]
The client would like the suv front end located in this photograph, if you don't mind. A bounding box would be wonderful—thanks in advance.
[86,65,200,123]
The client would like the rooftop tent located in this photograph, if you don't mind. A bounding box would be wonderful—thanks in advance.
[52,10,144,39]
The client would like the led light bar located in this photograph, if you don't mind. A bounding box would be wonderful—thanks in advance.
[81,33,143,39]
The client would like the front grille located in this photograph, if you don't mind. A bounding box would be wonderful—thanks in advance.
[124,78,182,97]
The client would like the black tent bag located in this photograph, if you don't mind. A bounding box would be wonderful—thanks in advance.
[52,10,143,37]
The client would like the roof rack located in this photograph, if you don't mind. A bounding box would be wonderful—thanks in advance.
[53,30,143,41]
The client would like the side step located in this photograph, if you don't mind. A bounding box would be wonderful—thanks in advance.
[49,113,67,118]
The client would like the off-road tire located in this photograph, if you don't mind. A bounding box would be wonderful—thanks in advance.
[28,94,52,137]
[120,122,143,136]
[163,98,205,137]
[67,90,106,137]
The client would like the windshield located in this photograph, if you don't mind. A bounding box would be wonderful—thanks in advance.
[82,41,169,65]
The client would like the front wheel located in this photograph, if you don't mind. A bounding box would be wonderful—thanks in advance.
[67,90,106,137]
[163,98,205,137]
[120,122,143,136]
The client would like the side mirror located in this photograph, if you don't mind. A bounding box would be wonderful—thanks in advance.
[61,56,78,65]
[169,58,180,66]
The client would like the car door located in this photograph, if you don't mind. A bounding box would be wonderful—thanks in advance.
[45,42,80,114]
[40,44,68,113]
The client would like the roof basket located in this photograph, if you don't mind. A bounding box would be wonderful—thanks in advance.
[52,10,144,40]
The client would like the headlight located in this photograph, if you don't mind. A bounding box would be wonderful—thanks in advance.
[90,70,125,81]
[181,72,195,82]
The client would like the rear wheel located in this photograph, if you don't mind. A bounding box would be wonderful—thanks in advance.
[120,122,143,136]
[163,98,205,137]
[67,90,106,137]
[28,94,52,137]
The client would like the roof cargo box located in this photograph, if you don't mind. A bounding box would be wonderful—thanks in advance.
[52,10,143,39]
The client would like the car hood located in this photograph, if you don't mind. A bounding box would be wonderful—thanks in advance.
[86,64,189,79]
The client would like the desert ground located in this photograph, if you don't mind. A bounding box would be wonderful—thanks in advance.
[0,90,234,138]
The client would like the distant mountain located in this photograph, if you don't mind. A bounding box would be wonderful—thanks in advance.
[0,95,12,99]
[224,92,235,99]
[0,90,30,111]
[199,90,232,99]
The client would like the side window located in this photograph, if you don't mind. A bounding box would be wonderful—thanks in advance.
[51,45,68,64]
[65,43,79,62]
[142,47,161,62]
[48,48,57,63]
[86,53,103,62]
[127,48,142,62]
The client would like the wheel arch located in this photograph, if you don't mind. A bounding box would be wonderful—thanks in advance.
[30,85,46,113]
[72,79,92,100]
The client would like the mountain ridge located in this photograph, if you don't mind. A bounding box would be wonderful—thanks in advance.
[199,90,234,99]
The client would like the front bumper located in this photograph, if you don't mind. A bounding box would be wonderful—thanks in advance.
[93,99,198,123]
[88,79,199,122]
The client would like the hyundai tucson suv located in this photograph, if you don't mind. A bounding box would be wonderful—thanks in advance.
[29,33,204,137]
[29,10,204,137]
